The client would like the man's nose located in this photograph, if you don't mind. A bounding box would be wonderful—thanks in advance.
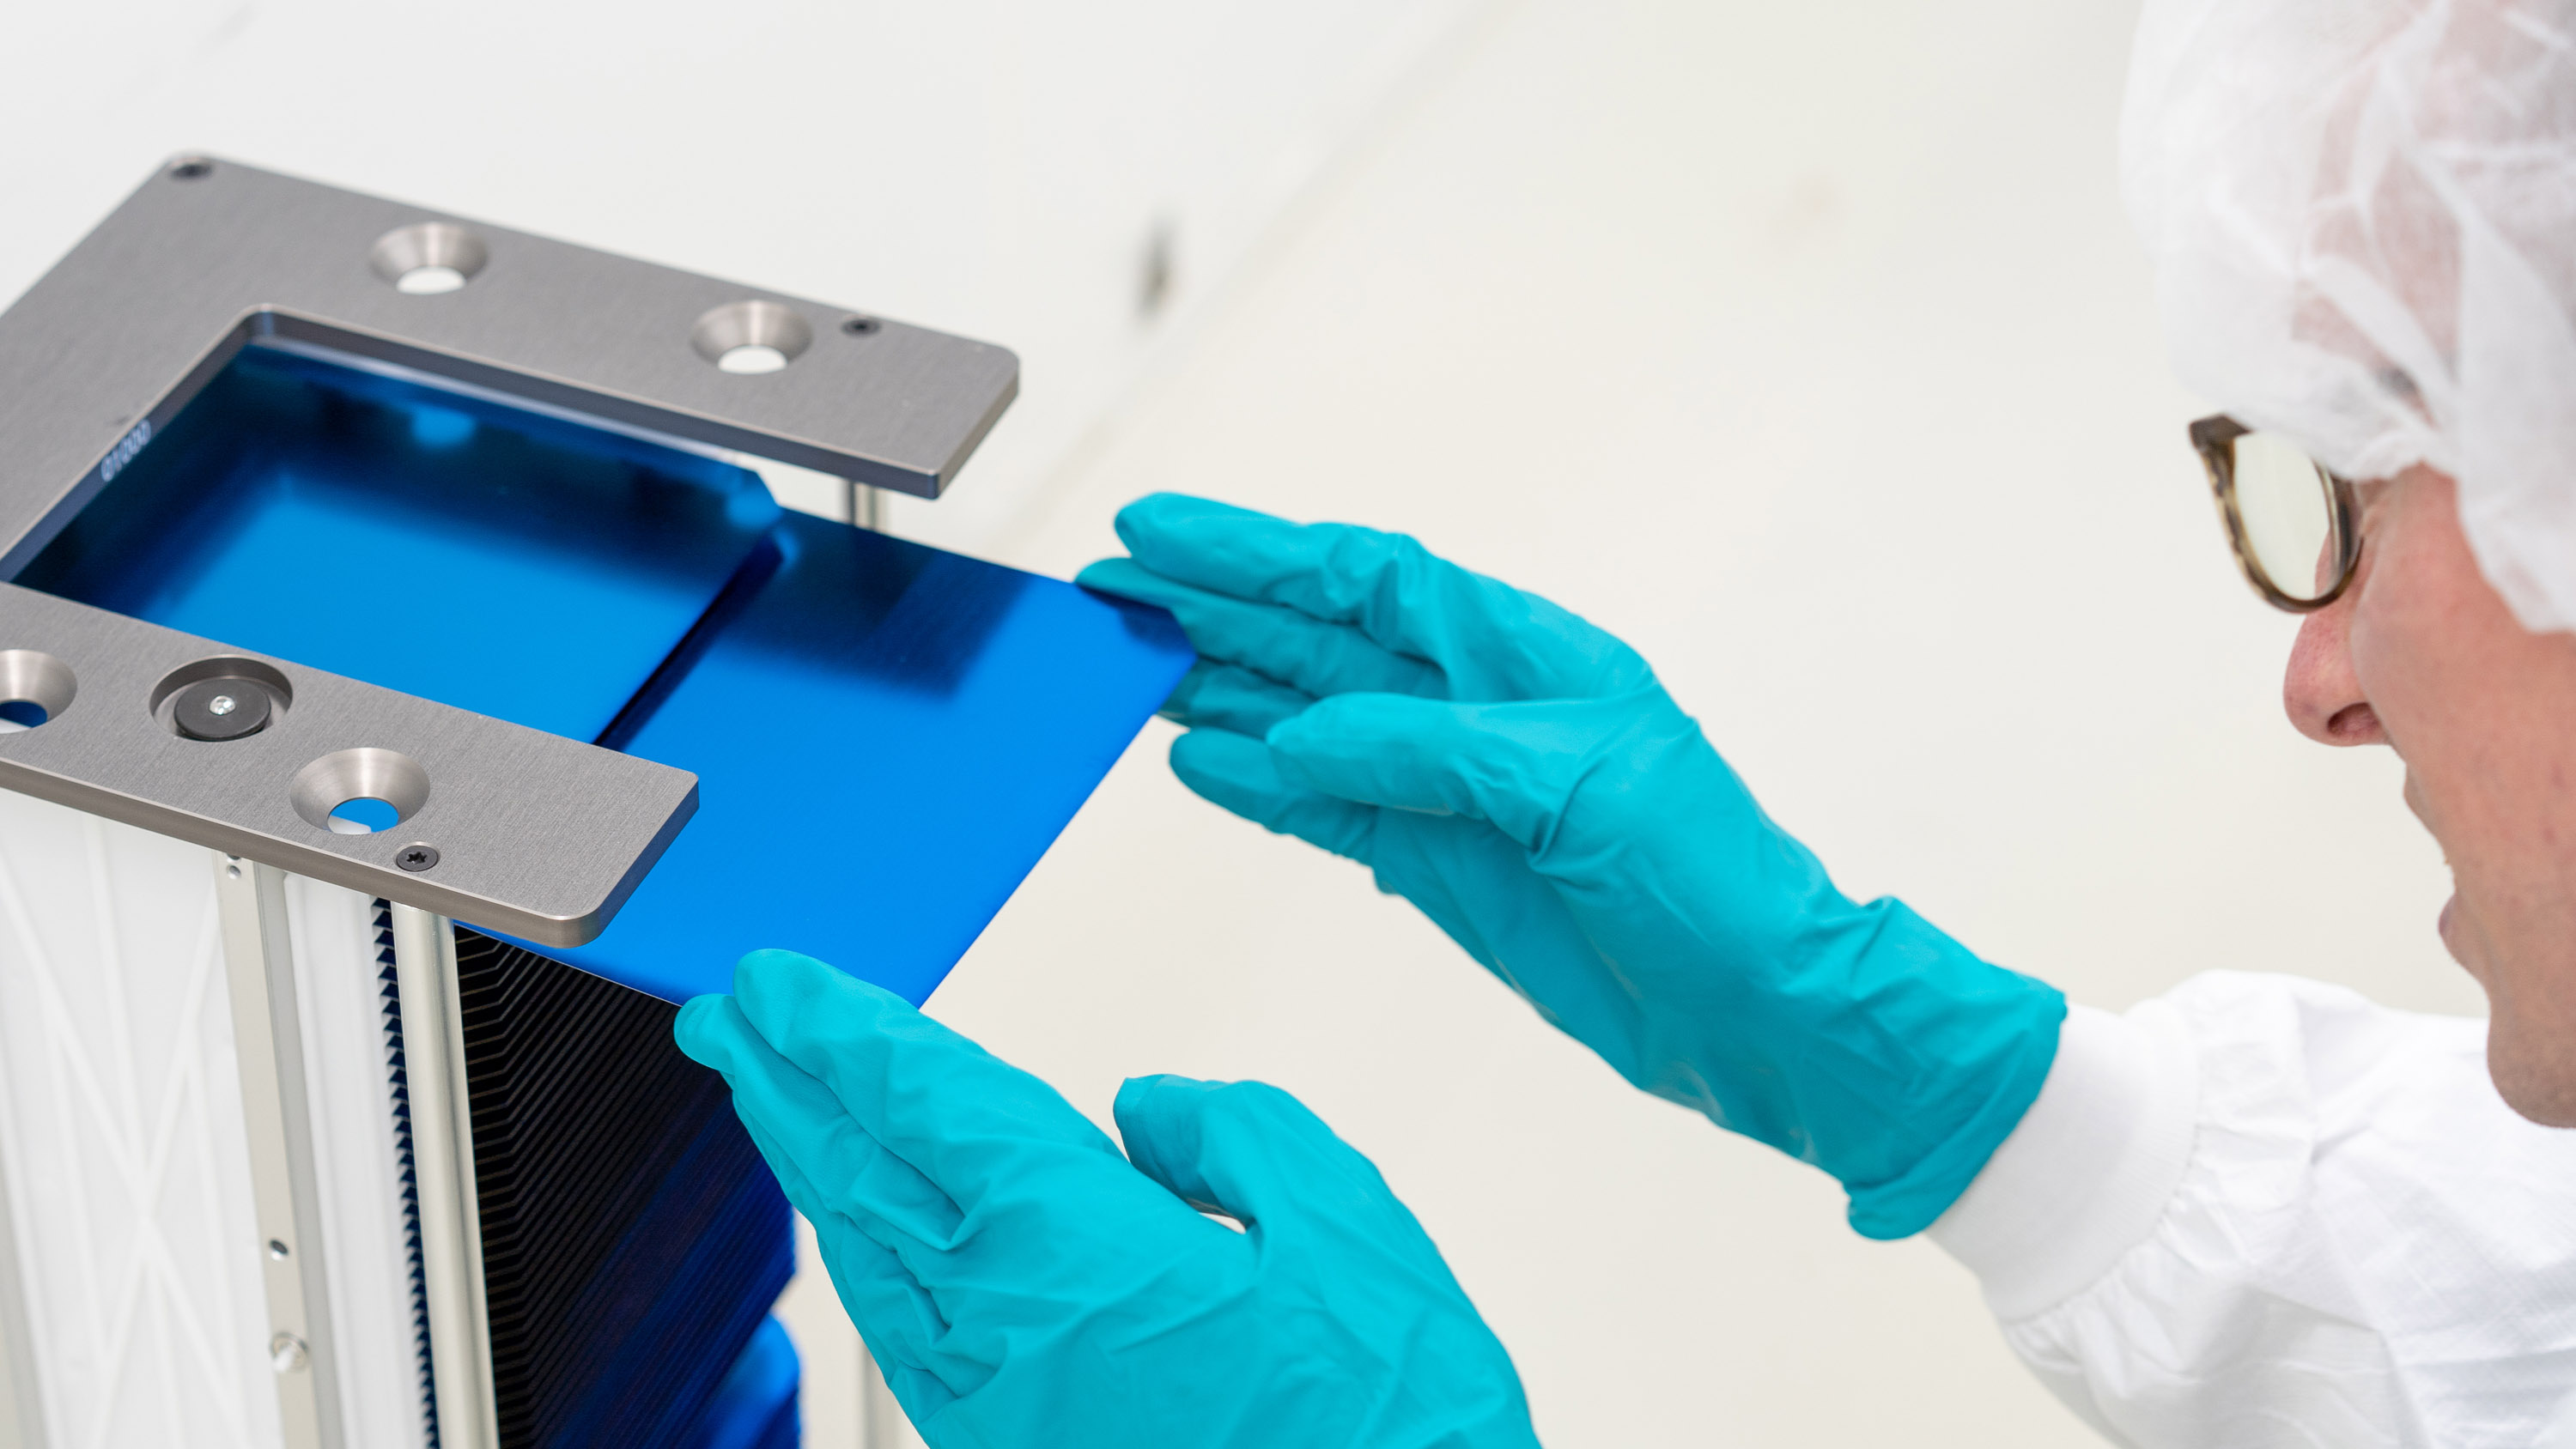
[2283,592,2385,744]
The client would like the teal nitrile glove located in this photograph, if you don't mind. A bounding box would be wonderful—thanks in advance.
[675,949,1540,1449]
[1076,494,2066,1239]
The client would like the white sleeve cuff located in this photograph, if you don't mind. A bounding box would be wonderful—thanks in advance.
[1928,1001,2200,1320]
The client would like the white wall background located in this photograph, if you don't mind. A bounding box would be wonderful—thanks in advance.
[0,0,1488,545]
[2,0,2476,1446]
[929,0,2474,1445]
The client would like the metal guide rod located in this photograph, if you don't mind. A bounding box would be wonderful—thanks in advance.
[392,905,498,1449]
[214,854,344,1449]
[0,1082,41,1449]
[437,914,498,1446]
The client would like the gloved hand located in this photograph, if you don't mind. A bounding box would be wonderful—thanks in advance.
[676,949,1540,1449]
[1076,494,2066,1239]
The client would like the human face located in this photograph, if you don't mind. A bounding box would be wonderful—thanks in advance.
[2284,466,2576,1125]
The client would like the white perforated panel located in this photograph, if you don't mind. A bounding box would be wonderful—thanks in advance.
[284,879,428,1449]
[0,791,427,1449]
[0,791,278,1448]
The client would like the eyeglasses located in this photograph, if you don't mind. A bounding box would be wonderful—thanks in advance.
[2190,415,2360,612]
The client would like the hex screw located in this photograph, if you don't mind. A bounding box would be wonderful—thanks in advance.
[841,315,881,336]
[170,158,214,181]
[172,676,271,741]
[396,845,440,873]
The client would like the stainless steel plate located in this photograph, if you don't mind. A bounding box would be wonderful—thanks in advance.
[0,582,696,945]
[0,158,1024,938]
[0,156,1018,579]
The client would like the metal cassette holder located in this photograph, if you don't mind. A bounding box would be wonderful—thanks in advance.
[0,158,1035,1449]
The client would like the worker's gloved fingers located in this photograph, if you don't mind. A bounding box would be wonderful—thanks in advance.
[1107,493,1654,701]
[1264,693,1615,850]
[1114,1076,1436,1252]
[1352,809,1668,1073]
[1358,811,1561,974]
[805,1214,964,1422]
[1375,816,1671,1070]
[1171,728,1593,997]
[1111,1076,1487,1339]
[1109,1074,1239,1215]
[1169,727,1378,864]
[726,950,1130,1211]
[1160,662,1315,738]
[677,995,965,1249]
[787,1167,955,1404]
[1079,557,1443,700]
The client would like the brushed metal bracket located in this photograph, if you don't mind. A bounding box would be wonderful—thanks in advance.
[216,855,344,1449]
[0,586,695,947]
[0,156,1027,942]
[0,157,1018,581]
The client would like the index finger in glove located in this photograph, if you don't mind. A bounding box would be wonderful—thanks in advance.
[1262,693,1585,848]
[1169,725,1379,862]
[726,949,1132,1214]
[1263,687,1716,856]
[676,993,964,1252]
[1079,557,1442,700]
[1108,494,1650,701]
[1160,663,1316,739]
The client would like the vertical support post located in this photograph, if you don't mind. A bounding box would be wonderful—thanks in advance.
[848,480,884,533]
[0,1120,46,1449]
[215,855,343,1449]
[390,906,497,1449]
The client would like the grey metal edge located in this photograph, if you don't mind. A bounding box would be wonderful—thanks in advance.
[216,858,344,1449]
[0,155,1019,576]
[0,585,696,945]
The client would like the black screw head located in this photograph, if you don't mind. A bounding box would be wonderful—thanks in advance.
[169,157,214,181]
[841,315,881,336]
[396,844,440,872]
[173,676,271,741]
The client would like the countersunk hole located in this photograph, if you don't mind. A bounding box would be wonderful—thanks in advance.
[152,657,291,738]
[690,300,812,373]
[0,651,77,734]
[716,343,788,374]
[395,265,467,295]
[169,157,215,181]
[327,797,402,834]
[267,1240,290,1260]
[369,222,489,295]
[289,749,428,834]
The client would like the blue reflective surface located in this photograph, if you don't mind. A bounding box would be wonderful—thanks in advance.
[25,345,1194,1006]
[22,348,781,743]
[682,1317,799,1449]
[537,511,1191,1003]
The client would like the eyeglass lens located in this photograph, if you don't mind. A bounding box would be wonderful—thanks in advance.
[2229,431,2342,602]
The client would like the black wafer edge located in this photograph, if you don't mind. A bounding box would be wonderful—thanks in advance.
[451,927,793,1449]
[375,899,440,1446]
